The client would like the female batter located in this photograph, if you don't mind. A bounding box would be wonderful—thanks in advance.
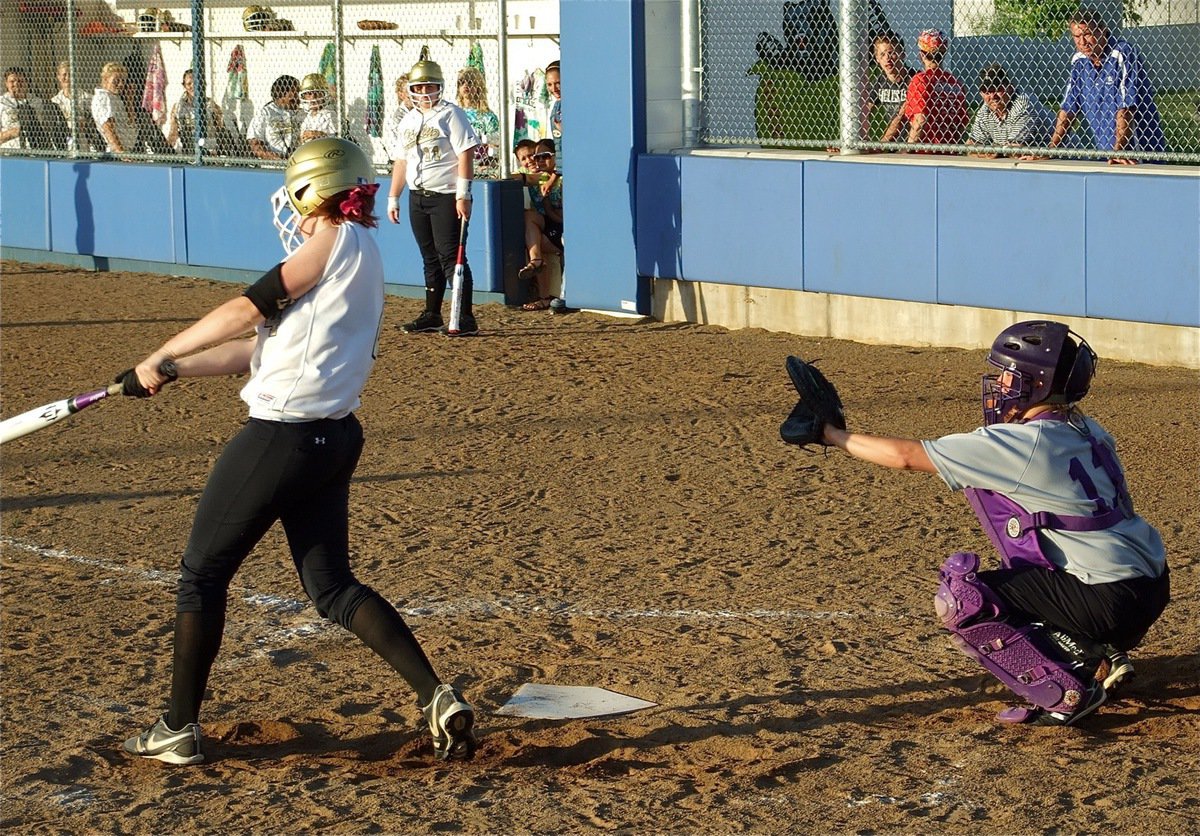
[822,320,1169,725]
[118,137,477,764]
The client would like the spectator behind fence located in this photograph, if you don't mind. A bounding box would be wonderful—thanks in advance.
[866,31,915,145]
[384,74,411,163]
[298,73,336,144]
[248,74,301,160]
[904,29,968,149]
[92,62,138,156]
[545,61,562,166]
[456,67,499,176]
[1048,8,1165,165]
[0,66,58,151]
[52,60,98,151]
[166,69,225,155]
[966,64,1054,157]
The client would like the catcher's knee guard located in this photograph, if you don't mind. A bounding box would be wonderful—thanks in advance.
[934,552,1092,714]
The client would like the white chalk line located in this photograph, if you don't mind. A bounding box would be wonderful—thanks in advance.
[2,535,862,670]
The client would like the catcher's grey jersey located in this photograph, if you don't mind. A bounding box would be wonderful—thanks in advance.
[241,222,384,421]
[923,415,1166,584]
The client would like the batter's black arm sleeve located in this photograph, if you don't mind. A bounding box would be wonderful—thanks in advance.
[242,262,293,318]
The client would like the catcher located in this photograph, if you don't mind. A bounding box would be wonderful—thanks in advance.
[781,321,1169,726]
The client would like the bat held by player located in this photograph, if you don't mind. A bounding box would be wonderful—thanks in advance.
[0,360,178,445]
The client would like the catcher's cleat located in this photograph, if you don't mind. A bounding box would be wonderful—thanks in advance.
[997,681,1107,726]
[122,715,204,765]
[1096,650,1135,693]
[422,684,477,761]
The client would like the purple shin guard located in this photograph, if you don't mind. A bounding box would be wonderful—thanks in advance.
[934,552,1090,716]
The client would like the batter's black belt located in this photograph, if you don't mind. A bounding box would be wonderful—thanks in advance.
[411,188,452,198]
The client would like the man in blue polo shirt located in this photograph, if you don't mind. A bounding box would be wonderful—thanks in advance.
[1048,8,1165,164]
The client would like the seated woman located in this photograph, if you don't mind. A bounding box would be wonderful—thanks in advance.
[166,69,227,156]
[91,62,138,156]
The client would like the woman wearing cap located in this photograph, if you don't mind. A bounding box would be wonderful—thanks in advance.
[903,29,968,149]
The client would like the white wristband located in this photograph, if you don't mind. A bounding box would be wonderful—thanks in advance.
[387,195,399,211]
[456,177,473,201]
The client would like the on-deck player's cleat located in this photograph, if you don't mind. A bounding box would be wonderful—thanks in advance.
[445,314,479,337]
[400,311,444,333]
[122,715,204,765]
[421,684,477,761]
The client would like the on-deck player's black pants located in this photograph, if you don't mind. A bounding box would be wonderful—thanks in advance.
[408,189,473,317]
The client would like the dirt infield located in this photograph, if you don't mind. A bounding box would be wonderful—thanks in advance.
[2,261,1197,834]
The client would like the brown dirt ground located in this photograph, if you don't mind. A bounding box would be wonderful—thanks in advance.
[1,260,1198,834]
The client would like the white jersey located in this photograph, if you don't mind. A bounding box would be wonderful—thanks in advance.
[397,101,480,193]
[241,222,384,421]
[924,415,1166,584]
[247,101,301,156]
[301,108,336,137]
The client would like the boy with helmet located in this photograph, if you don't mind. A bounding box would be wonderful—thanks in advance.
[903,29,968,148]
[298,72,335,144]
[818,321,1169,726]
[386,55,482,335]
[117,137,478,765]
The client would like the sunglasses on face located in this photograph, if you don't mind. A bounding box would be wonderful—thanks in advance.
[532,152,553,160]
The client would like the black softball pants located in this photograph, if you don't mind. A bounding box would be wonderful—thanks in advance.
[166,415,441,727]
[177,415,371,623]
[408,189,473,316]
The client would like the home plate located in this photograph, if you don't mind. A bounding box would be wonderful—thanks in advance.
[494,684,657,720]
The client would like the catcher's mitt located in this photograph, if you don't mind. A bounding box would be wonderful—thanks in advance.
[779,355,845,447]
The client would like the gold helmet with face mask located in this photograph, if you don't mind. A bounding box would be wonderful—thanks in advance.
[242,5,273,31]
[138,8,161,31]
[299,72,329,111]
[272,138,375,252]
[407,57,444,108]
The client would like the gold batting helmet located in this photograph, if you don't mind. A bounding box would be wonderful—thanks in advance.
[284,137,375,217]
[407,58,444,107]
[242,5,273,31]
[299,72,329,109]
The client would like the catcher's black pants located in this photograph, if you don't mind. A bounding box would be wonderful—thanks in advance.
[980,565,1170,651]
[177,415,374,626]
[409,189,473,317]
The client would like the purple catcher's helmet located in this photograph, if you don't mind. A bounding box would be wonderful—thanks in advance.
[981,320,1097,425]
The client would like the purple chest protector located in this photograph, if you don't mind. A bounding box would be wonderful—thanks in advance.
[963,416,1134,572]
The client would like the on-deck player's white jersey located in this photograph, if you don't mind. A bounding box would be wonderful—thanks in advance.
[397,101,480,193]
[923,415,1166,584]
[241,222,384,421]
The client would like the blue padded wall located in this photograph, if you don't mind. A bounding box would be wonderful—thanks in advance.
[803,161,938,302]
[938,167,1086,317]
[47,162,178,262]
[560,0,648,314]
[1,158,50,250]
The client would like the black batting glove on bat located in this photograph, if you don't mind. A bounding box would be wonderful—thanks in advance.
[115,360,177,398]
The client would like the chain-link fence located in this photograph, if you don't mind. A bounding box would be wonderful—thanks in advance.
[0,1,561,174]
[703,0,1200,162]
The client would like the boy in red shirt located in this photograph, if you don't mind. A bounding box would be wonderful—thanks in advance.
[904,29,968,149]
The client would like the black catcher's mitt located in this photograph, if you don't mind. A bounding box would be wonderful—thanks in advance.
[779,355,846,447]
